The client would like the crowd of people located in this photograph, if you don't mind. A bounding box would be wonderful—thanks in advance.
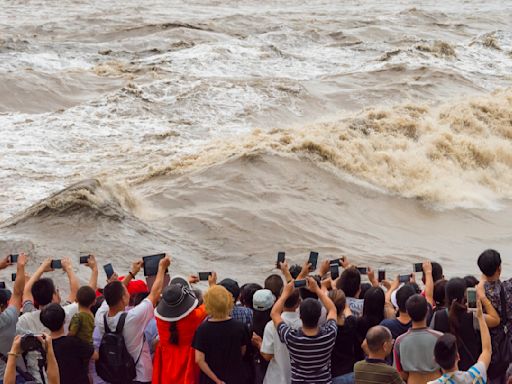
[0,249,511,384]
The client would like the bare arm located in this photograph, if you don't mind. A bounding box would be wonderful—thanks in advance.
[10,253,27,311]
[122,260,143,287]
[23,257,52,303]
[423,261,434,306]
[195,350,225,384]
[308,277,336,321]
[477,278,500,328]
[43,335,60,384]
[476,299,492,368]
[147,256,171,306]
[62,257,79,303]
[271,281,294,327]
[279,261,293,283]
[86,255,99,291]
[367,267,379,288]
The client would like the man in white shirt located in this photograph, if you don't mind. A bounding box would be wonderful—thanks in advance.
[94,255,170,384]
[259,289,302,384]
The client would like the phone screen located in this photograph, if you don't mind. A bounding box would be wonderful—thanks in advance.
[103,263,115,279]
[378,270,386,282]
[11,273,16,282]
[277,252,285,266]
[413,263,423,273]
[79,255,90,264]
[399,274,410,283]
[143,253,166,277]
[9,254,18,263]
[308,252,319,271]
[357,267,368,275]
[294,280,307,288]
[198,272,212,281]
[330,264,339,280]
[467,288,477,309]
[51,260,62,269]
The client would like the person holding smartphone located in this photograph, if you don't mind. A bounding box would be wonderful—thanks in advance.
[429,278,500,371]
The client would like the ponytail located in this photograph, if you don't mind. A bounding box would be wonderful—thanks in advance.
[169,322,179,345]
[448,298,466,339]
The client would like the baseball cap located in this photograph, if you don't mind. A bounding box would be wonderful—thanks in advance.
[253,289,276,311]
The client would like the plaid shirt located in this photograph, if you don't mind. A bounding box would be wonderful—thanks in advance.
[484,278,512,333]
[231,304,253,329]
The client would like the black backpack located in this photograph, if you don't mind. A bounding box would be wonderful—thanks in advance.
[488,285,512,379]
[96,313,140,384]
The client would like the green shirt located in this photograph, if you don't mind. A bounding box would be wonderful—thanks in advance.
[69,311,94,345]
[355,358,403,384]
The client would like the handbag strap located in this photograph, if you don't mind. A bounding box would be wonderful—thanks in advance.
[499,284,508,332]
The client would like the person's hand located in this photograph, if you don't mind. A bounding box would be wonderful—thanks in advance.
[9,335,22,354]
[0,255,11,270]
[158,256,171,271]
[251,332,262,349]
[61,257,72,272]
[188,275,200,284]
[389,275,400,293]
[279,260,289,273]
[368,267,376,281]
[215,380,226,384]
[107,272,119,283]
[300,260,312,277]
[381,280,391,290]
[476,279,486,301]
[282,280,295,298]
[319,259,330,277]
[17,253,28,268]
[208,272,217,287]
[86,254,98,270]
[131,260,143,276]
[476,298,483,319]
[340,256,350,269]
[409,273,416,284]
[41,257,53,272]
[306,276,320,293]
[321,277,332,291]
[422,261,432,275]
[37,333,53,352]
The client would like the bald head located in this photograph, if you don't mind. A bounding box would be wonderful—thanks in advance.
[366,325,392,353]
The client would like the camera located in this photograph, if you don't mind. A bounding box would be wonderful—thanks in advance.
[20,334,44,353]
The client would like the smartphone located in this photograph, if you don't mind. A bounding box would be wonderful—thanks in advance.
[277,252,285,267]
[0,282,5,289]
[330,259,342,266]
[330,263,339,280]
[9,254,18,263]
[413,263,423,273]
[378,269,386,282]
[399,274,411,283]
[357,267,368,275]
[79,255,90,264]
[198,272,212,281]
[51,260,62,269]
[143,253,166,277]
[11,273,16,282]
[294,279,307,288]
[308,252,319,271]
[103,263,115,279]
[467,287,477,310]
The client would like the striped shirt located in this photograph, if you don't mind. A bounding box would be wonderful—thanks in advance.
[427,361,487,384]
[277,318,337,384]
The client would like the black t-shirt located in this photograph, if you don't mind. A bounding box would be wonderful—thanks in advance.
[331,315,360,377]
[192,318,250,384]
[52,336,94,384]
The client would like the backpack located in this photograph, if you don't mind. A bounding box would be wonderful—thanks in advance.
[488,285,512,379]
[96,313,140,384]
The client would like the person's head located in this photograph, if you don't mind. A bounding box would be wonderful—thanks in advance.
[299,275,320,300]
[328,289,346,316]
[219,278,240,302]
[32,278,59,306]
[0,289,12,312]
[445,278,466,305]
[240,283,262,308]
[336,268,361,298]
[434,279,447,309]
[76,286,96,309]
[422,262,443,284]
[253,289,275,336]
[434,333,459,370]
[264,274,284,299]
[396,284,416,314]
[40,303,65,332]
[103,280,130,309]
[204,285,234,319]
[362,287,385,328]
[366,325,393,357]
[91,295,105,315]
[289,264,302,279]
[478,249,501,279]
[284,289,301,311]
[406,294,428,323]
[359,283,372,299]
[130,292,149,307]
[299,298,322,329]
[463,275,479,288]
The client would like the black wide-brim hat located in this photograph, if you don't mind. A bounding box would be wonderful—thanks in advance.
[155,283,198,322]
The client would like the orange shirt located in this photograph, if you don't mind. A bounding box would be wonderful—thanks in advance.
[152,304,207,384]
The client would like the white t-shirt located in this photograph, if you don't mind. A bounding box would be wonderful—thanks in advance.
[261,311,302,384]
[427,361,487,384]
[95,298,154,382]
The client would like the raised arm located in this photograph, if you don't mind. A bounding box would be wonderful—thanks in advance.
[477,278,500,328]
[62,257,79,303]
[122,260,143,287]
[23,257,52,303]
[367,267,379,288]
[86,255,99,291]
[271,281,294,327]
[10,253,27,311]
[422,261,434,306]
[4,336,22,384]
[476,299,492,368]
[147,256,171,306]
[307,276,336,321]
[279,260,293,283]
[41,334,60,384]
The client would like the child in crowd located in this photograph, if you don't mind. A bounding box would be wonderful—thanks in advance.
[68,285,97,344]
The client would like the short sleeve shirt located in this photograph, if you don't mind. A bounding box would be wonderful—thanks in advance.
[278,318,337,384]
[69,311,95,344]
[427,361,487,384]
[0,306,19,377]
[394,327,442,373]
